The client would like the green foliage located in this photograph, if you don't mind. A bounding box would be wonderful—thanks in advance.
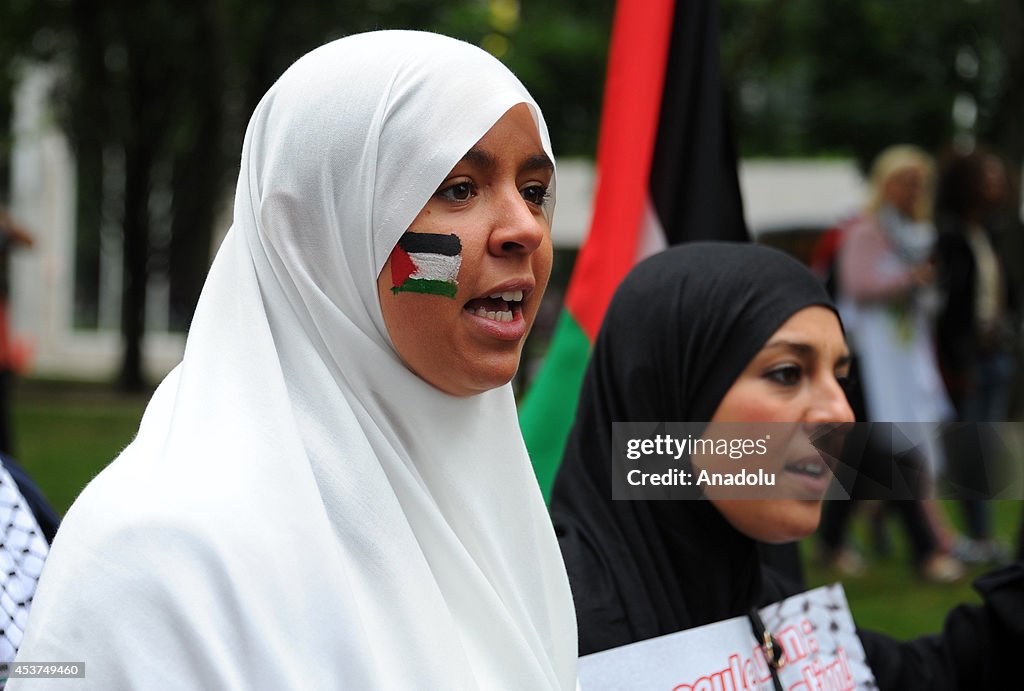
[499,1,614,157]
[722,0,1021,170]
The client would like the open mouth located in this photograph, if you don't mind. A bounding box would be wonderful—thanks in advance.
[783,458,828,479]
[463,289,525,323]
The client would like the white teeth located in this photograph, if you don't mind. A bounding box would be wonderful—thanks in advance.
[488,290,524,302]
[472,309,514,322]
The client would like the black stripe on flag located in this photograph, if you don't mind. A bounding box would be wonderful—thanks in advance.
[649,0,749,245]
[397,232,462,256]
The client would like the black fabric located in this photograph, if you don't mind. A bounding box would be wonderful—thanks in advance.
[756,542,805,590]
[551,242,834,653]
[648,0,748,244]
[935,224,1018,396]
[552,242,1024,689]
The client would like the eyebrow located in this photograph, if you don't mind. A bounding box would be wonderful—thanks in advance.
[762,340,851,367]
[521,153,555,175]
[460,148,554,175]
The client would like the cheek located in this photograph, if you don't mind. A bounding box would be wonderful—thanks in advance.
[377,257,448,356]
[531,240,554,301]
[715,383,793,423]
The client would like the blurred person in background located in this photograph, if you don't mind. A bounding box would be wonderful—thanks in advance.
[0,209,33,456]
[0,210,55,675]
[832,145,962,582]
[935,148,1019,565]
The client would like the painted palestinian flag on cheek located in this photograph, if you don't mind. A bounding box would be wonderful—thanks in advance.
[390,232,462,298]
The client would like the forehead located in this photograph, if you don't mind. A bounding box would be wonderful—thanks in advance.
[889,167,924,183]
[763,306,846,351]
[463,104,548,160]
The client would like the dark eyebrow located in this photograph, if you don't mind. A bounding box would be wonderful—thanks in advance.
[762,340,814,356]
[762,340,851,368]
[458,148,554,176]
[461,147,497,171]
[521,153,555,175]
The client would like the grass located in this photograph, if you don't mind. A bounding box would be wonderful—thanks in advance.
[9,378,1021,646]
[803,499,1020,640]
[11,380,147,515]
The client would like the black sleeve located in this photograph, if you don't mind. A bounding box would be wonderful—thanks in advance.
[858,563,1024,689]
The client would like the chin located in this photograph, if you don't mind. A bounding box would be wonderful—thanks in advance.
[449,363,520,397]
[760,500,823,543]
[717,498,823,544]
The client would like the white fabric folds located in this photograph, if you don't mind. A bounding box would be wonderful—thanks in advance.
[12,31,576,690]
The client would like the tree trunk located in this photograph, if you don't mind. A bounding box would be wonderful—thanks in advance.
[168,3,226,332]
[117,65,155,392]
[70,0,106,329]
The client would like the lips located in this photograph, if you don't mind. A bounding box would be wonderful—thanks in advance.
[784,458,827,479]
[463,282,532,324]
[782,454,832,497]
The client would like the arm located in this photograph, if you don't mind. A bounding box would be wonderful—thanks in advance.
[838,217,923,303]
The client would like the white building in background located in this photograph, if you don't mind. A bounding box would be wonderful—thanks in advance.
[6,64,873,381]
[9,64,186,382]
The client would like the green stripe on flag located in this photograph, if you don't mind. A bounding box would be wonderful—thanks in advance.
[391,278,457,298]
[519,311,592,502]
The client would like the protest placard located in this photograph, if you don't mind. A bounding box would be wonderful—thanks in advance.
[579,583,875,691]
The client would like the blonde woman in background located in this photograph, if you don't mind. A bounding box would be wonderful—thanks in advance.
[834,144,961,582]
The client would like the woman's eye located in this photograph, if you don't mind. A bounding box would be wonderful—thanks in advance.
[521,184,550,207]
[437,181,475,203]
[765,365,802,387]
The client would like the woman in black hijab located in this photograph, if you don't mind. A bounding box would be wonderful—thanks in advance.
[552,242,1023,688]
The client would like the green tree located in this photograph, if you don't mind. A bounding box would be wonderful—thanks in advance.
[722,0,1023,176]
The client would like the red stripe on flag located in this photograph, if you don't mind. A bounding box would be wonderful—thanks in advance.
[564,0,675,341]
[390,246,416,287]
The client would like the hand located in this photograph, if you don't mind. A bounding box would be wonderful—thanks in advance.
[911,263,934,286]
[0,208,34,248]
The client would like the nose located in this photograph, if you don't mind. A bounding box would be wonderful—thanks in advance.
[487,186,548,257]
[806,377,855,425]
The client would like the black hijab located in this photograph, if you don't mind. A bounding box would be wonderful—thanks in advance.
[551,242,837,656]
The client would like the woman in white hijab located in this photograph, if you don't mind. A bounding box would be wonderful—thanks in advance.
[11,31,576,690]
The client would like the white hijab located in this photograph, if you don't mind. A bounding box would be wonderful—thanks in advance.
[13,31,576,690]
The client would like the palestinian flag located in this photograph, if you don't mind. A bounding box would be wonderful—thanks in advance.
[390,232,463,298]
[519,0,749,500]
